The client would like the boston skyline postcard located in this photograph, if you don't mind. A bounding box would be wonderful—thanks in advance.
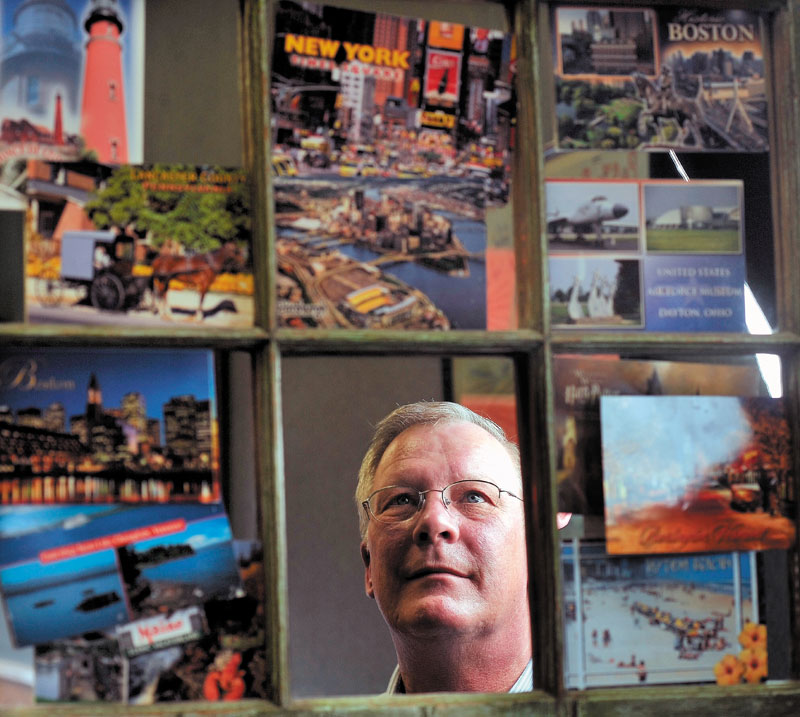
[601,395,796,554]
[0,0,144,164]
[271,1,515,330]
[0,502,241,647]
[0,347,221,504]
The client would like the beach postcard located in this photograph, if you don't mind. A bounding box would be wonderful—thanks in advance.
[0,502,241,646]
[562,540,758,687]
[601,395,796,554]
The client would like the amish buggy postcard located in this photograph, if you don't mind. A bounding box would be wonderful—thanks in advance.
[601,395,796,554]
[17,160,253,328]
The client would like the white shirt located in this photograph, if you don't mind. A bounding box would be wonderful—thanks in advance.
[385,658,533,694]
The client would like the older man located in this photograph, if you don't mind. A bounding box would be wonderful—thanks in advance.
[356,401,532,693]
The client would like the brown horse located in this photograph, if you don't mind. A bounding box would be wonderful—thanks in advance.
[151,241,246,319]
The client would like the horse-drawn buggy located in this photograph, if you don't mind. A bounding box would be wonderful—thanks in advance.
[57,230,152,311]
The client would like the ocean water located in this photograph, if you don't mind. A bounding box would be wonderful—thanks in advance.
[139,542,240,598]
[6,570,128,646]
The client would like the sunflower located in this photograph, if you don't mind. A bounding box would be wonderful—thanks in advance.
[740,647,768,684]
[738,621,767,651]
[714,654,745,686]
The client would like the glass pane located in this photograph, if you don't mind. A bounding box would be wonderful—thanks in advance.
[282,354,529,696]
[542,6,777,333]
[553,353,792,688]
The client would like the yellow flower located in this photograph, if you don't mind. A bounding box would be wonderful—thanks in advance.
[738,621,767,651]
[714,654,745,686]
[740,647,768,684]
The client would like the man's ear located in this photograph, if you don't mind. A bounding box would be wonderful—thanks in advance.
[360,541,374,599]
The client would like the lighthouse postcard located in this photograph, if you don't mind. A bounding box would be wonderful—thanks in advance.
[0,346,222,505]
[0,0,144,164]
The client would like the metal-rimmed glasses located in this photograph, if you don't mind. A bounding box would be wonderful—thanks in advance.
[362,479,523,525]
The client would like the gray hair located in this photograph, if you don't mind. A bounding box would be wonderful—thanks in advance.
[356,401,520,538]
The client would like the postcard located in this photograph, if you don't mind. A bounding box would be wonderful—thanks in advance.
[0,347,220,504]
[547,178,747,332]
[553,355,768,517]
[271,1,515,329]
[18,161,253,327]
[0,502,241,646]
[601,396,796,554]
[562,540,758,687]
[553,6,768,151]
[0,0,144,164]
[33,540,267,703]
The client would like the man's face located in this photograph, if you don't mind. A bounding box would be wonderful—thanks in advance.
[361,422,529,639]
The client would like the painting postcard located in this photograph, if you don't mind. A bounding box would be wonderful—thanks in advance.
[549,255,643,328]
[0,502,241,646]
[553,355,768,519]
[601,395,796,554]
[0,0,144,164]
[0,346,221,505]
[562,540,758,687]
[18,161,253,327]
[271,1,516,329]
[553,5,768,151]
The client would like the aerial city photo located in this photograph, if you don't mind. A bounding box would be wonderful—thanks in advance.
[271,1,516,329]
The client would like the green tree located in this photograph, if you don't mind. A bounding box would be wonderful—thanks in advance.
[84,164,250,253]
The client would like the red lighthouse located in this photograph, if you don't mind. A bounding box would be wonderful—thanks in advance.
[80,0,128,163]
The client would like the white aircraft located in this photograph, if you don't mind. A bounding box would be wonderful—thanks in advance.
[547,195,629,244]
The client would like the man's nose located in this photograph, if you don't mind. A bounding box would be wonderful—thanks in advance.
[411,491,460,544]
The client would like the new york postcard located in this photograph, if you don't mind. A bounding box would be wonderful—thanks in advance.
[0,347,221,504]
[271,1,516,330]
[601,396,795,554]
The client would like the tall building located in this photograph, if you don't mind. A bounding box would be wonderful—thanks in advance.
[80,0,128,162]
[44,402,66,433]
[372,14,410,110]
[163,395,201,464]
[17,406,44,428]
[122,391,147,452]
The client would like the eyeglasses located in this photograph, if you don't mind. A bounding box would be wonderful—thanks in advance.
[362,479,522,525]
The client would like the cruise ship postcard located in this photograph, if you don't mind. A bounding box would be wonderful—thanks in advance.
[601,395,796,554]
[553,355,767,518]
[271,1,516,329]
[0,346,221,504]
[0,0,144,163]
[562,540,758,687]
[19,161,253,328]
[553,5,768,151]
[0,502,241,646]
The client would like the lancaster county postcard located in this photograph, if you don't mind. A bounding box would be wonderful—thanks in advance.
[19,161,253,328]
[562,540,758,687]
[553,6,768,151]
[601,396,795,554]
[0,502,241,647]
[553,355,767,519]
[271,1,515,330]
[0,347,221,504]
[0,0,144,164]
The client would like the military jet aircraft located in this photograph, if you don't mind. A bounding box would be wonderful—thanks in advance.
[547,195,629,245]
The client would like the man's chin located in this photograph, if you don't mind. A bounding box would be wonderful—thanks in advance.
[394,595,478,637]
